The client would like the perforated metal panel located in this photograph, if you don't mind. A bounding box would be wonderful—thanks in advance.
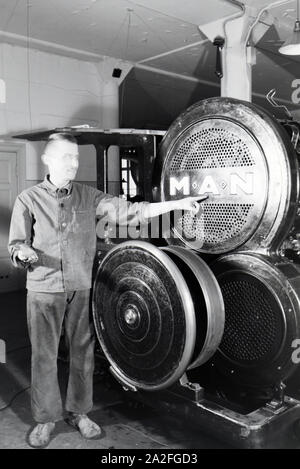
[169,128,255,171]
[177,203,255,246]
[218,275,283,364]
[210,253,300,387]
[161,118,268,253]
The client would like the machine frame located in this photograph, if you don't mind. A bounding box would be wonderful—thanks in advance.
[14,125,300,449]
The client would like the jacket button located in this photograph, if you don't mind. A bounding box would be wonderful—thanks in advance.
[62,222,67,228]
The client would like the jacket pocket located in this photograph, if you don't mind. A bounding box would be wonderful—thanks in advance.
[71,210,95,233]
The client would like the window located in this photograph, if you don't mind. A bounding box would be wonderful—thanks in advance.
[121,148,138,200]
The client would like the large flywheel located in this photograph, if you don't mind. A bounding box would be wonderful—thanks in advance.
[93,241,224,391]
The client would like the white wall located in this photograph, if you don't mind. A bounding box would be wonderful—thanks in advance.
[0,43,102,291]
[0,43,100,185]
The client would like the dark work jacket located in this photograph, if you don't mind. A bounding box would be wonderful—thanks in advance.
[8,176,149,292]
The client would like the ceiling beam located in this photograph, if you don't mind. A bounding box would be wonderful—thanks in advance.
[0,30,104,62]
[135,62,297,107]
[138,38,209,64]
[135,63,214,84]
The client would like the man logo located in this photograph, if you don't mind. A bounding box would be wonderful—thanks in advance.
[0,339,6,364]
[169,173,254,196]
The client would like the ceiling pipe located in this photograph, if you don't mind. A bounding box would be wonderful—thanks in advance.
[218,0,291,100]
[219,0,251,99]
[222,0,294,46]
[223,0,245,34]
[245,0,293,45]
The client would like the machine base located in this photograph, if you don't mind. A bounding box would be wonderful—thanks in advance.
[130,380,300,448]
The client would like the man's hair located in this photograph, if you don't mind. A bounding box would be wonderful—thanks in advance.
[43,132,78,157]
[47,132,77,144]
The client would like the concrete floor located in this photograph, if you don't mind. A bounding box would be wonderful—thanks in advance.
[2,290,300,449]
[0,290,229,450]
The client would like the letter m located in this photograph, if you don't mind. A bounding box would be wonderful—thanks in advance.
[169,176,189,196]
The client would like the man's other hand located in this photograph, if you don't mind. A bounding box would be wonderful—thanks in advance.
[17,245,38,263]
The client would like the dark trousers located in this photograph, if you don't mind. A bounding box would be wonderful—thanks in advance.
[26,289,95,423]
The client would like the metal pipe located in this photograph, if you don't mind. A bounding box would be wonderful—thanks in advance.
[245,0,293,46]
[222,0,245,38]
[222,0,292,46]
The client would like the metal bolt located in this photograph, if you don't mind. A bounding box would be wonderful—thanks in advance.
[124,308,138,325]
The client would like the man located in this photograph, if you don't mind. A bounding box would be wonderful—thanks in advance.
[8,133,205,448]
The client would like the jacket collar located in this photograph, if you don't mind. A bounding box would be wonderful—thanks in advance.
[41,175,73,195]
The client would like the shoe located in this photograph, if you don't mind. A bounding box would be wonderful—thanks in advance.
[28,422,55,448]
[66,413,102,439]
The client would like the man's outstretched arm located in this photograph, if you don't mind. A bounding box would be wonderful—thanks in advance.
[142,196,208,220]
[96,193,208,226]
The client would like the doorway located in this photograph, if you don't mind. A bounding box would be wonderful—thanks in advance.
[0,144,25,292]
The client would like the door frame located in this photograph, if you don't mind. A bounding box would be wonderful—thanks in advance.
[0,140,26,193]
[0,140,26,291]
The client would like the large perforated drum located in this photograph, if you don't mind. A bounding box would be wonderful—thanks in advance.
[153,97,299,254]
[209,252,300,387]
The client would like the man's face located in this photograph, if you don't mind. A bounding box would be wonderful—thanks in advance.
[45,140,79,184]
